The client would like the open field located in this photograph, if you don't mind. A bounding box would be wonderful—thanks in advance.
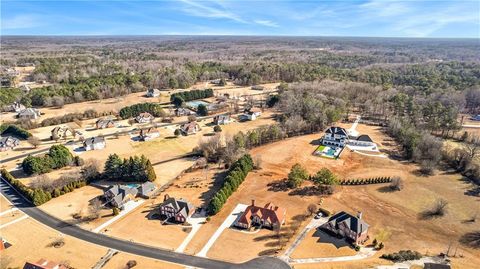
[0,218,107,269]
[0,194,14,212]
[103,200,190,250]
[39,185,114,230]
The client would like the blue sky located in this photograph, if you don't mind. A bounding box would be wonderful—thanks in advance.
[1,0,479,37]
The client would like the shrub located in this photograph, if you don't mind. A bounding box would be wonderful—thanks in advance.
[197,104,208,116]
[174,129,181,136]
[213,125,222,132]
[287,163,308,188]
[380,250,422,262]
[312,168,338,186]
[0,124,32,139]
[112,207,120,216]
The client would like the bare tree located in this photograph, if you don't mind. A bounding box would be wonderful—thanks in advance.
[254,155,262,169]
[81,159,101,179]
[307,204,318,216]
[197,134,223,162]
[88,198,102,220]
[465,135,480,160]
[389,176,404,191]
[27,136,41,148]
[422,198,449,219]
[31,174,51,191]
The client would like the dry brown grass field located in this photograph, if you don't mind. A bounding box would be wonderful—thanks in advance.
[102,252,184,269]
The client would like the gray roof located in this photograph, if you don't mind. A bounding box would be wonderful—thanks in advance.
[17,108,40,117]
[0,136,19,147]
[138,182,156,196]
[356,135,373,142]
[326,211,369,234]
[105,185,138,206]
[83,136,105,146]
[160,197,194,217]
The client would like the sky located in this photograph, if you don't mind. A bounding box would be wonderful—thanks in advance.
[1,0,479,38]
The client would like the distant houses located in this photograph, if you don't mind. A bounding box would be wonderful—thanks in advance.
[23,259,68,269]
[471,115,480,121]
[322,126,348,147]
[213,114,231,125]
[5,102,25,112]
[235,200,286,230]
[240,108,262,121]
[0,136,19,151]
[158,194,195,223]
[140,127,160,141]
[50,126,75,140]
[17,108,41,120]
[175,107,195,117]
[147,88,161,98]
[83,136,106,151]
[319,211,369,245]
[180,121,200,135]
[135,112,154,123]
[96,118,115,129]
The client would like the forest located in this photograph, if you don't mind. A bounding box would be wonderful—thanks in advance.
[1,36,479,108]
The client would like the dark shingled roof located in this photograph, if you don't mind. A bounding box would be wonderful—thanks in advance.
[325,126,348,136]
[424,263,451,269]
[326,211,369,234]
[356,134,373,142]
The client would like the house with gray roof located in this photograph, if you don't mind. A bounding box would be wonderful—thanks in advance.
[83,136,106,151]
[348,134,375,147]
[319,211,369,245]
[158,194,195,223]
[17,108,41,120]
[95,118,115,129]
[135,112,154,123]
[51,126,75,141]
[138,182,156,198]
[103,185,138,209]
[0,136,20,151]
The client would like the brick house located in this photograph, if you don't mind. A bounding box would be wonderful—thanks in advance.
[158,194,195,223]
[319,211,369,245]
[235,200,286,230]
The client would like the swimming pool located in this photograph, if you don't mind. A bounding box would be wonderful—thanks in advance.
[126,183,139,188]
[186,100,210,108]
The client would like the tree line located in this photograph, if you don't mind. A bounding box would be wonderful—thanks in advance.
[21,144,78,175]
[103,154,156,182]
[119,103,165,119]
[170,88,214,107]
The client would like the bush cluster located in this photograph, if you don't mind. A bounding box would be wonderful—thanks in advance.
[0,124,32,139]
[207,154,253,215]
[380,250,422,262]
[22,145,74,175]
[103,154,156,182]
[1,169,87,206]
[170,88,214,104]
[119,103,165,119]
[340,177,392,185]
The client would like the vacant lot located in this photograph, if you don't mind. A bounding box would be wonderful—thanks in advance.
[0,218,106,269]
[39,185,114,230]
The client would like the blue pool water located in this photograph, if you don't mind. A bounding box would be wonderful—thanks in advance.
[325,148,336,157]
[126,183,139,188]
[186,100,209,108]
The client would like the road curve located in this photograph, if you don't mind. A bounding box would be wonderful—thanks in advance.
[0,178,290,269]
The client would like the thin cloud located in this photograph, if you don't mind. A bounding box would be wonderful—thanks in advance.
[178,0,247,23]
[254,20,278,28]
[2,14,43,29]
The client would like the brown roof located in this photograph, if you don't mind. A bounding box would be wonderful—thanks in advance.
[237,200,286,227]
[23,259,67,269]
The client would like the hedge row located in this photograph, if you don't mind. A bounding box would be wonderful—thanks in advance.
[0,124,31,139]
[340,176,392,185]
[119,103,165,119]
[207,154,254,215]
[1,168,87,206]
[170,88,214,103]
[380,250,422,262]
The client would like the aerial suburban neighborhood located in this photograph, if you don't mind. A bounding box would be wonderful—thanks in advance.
[0,1,479,269]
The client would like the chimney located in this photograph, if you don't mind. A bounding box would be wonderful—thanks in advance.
[251,199,255,206]
[164,194,170,202]
[357,211,363,219]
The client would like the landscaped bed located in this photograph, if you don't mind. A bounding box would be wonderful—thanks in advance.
[314,145,341,159]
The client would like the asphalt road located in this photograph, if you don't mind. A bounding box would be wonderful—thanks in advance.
[0,178,291,269]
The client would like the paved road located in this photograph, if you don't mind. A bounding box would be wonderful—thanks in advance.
[0,178,290,269]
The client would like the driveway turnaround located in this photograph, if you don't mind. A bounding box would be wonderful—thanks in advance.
[1,178,290,269]
[196,203,248,257]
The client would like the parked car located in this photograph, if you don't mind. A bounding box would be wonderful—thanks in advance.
[315,212,324,219]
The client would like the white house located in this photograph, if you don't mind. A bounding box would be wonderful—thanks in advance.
[140,127,160,141]
[213,114,231,125]
[322,126,348,147]
[17,108,41,120]
[0,136,20,151]
[348,134,375,147]
[83,137,106,151]
[135,112,154,123]
[146,88,160,98]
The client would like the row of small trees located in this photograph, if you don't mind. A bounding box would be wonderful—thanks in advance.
[1,168,87,206]
[103,154,156,182]
[0,124,31,139]
[207,154,254,215]
[340,177,392,185]
[170,88,214,107]
[119,103,165,119]
[40,109,115,127]
[22,145,78,175]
